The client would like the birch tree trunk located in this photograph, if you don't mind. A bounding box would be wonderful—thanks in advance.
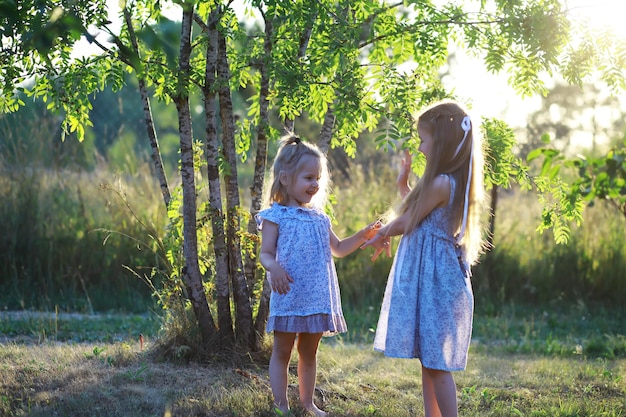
[176,5,216,346]
[282,12,316,134]
[318,106,336,153]
[247,14,272,335]
[201,9,234,342]
[242,14,272,285]
[217,27,257,350]
[254,11,318,334]
[123,7,171,208]
[482,184,499,293]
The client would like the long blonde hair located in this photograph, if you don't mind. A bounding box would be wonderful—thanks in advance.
[264,135,330,209]
[401,101,486,264]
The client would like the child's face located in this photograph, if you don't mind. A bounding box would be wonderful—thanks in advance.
[417,125,434,160]
[282,155,321,206]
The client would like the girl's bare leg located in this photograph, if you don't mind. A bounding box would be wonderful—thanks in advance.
[421,365,458,417]
[296,332,326,417]
[270,332,297,415]
[422,366,442,417]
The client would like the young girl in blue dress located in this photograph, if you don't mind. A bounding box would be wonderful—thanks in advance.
[258,135,379,416]
[363,100,487,417]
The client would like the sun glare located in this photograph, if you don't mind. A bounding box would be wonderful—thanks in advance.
[567,0,626,40]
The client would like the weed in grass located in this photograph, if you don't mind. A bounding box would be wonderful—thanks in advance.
[124,362,149,382]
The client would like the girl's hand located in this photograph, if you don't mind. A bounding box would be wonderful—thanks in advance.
[268,266,293,295]
[362,219,383,241]
[361,231,391,261]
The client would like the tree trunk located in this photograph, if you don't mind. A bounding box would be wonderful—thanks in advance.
[123,7,171,208]
[254,10,318,333]
[202,9,234,343]
[176,5,217,346]
[282,11,316,134]
[217,27,257,350]
[318,105,336,153]
[482,184,499,293]
[488,185,498,247]
[247,14,272,335]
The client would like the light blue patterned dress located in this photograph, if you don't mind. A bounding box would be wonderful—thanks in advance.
[373,175,474,371]
[257,203,347,336]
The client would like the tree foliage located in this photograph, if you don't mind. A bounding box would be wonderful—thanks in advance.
[3,0,626,353]
[536,141,626,224]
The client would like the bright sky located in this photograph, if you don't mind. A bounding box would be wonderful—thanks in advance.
[448,0,626,129]
[567,0,626,38]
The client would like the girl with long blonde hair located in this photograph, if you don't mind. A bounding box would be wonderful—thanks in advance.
[363,100,487,417]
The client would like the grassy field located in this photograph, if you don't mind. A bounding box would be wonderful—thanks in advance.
[1,305,624,417]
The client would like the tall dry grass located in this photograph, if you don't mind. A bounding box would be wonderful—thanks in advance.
[0,164,168,313]
[0,125,624,319]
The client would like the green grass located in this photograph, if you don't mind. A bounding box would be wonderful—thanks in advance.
[1,304,624,417]
[0,311,161,343]
[471,302,626,358]
[341,301,626,360]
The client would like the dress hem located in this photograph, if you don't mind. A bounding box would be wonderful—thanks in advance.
[267,313,347,336]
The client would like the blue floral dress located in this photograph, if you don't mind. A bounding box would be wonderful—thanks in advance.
[257,203,347,336]
[373,175,474,371]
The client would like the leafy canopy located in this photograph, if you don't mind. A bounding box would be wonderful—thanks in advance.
[2,0,626,242]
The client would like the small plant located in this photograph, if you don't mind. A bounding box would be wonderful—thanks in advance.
[84,346,114,365]
[461,385,477,402]
[125,363,148,382]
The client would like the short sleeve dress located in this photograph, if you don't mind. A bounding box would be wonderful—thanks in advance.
[373,175,474,371]
[257,203,347,336]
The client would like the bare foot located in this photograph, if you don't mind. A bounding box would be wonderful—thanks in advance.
[304,404,327,417]
[273,404,290,416]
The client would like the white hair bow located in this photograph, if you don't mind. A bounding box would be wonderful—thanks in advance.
[456,115,472,244]
[453,116,472,158]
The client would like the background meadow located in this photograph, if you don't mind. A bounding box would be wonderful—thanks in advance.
[2,137,625,318]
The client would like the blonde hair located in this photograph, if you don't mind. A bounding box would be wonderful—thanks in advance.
[401,101,486,264]
[264,135,330,209]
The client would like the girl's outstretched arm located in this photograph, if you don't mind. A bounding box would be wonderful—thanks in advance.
[361,211,409,261]
[330,220,381,258]
[397,150,412,198]
[363,175,449,261]
[259,220,293,295]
